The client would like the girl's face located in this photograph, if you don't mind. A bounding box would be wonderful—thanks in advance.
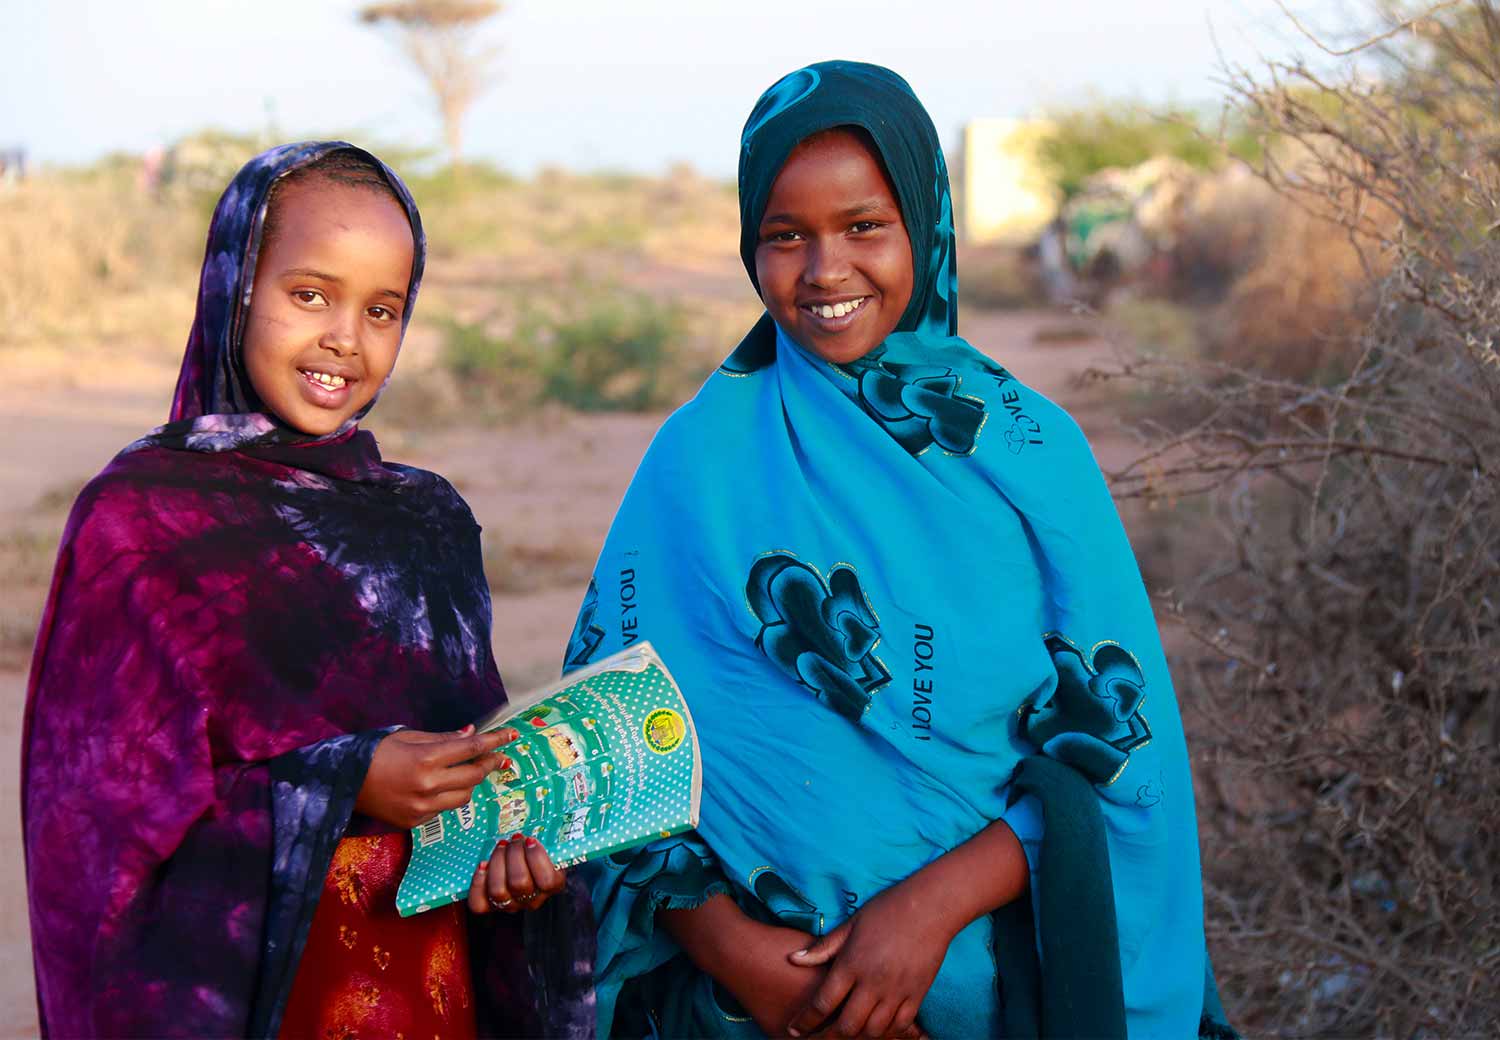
[754,129,914,365]
[242,179,415,436]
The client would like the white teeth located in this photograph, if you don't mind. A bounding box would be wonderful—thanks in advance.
[808,298,866,320]
[305,371,346,389]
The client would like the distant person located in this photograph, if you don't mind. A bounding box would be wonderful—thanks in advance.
[139,143,166,198]
[22,142,591,1038]
[564,62,1231,1038]
[1037,214,1078,304]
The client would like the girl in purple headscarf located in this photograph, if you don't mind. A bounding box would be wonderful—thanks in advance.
[22,143,594,1038]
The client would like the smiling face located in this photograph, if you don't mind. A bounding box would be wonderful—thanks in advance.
[242,177,415,436]
[754,128,915,365]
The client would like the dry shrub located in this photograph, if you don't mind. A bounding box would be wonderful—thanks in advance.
[1106,3,1500,1034]
[0,165,202,352]
[1211,189,1389,382]
[1173,163,1281,295]
[1180,133,1400,384]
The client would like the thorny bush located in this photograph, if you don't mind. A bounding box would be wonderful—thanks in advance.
[1107,3,1500,1034]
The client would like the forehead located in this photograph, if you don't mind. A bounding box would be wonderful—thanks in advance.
[765,128,900,213]
[264,178,414,262]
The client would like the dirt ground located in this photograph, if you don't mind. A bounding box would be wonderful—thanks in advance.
[0,306,1139,1036]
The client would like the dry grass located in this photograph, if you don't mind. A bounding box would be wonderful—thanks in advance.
[1,156,742,363]
[0,483,80,671]
[0,170,202,355]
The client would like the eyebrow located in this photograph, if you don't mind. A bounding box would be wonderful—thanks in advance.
[279,267,406,302]
[280,266,341,282]
[759,199,894,226]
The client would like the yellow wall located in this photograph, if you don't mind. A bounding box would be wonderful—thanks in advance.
[960,118,1060,245]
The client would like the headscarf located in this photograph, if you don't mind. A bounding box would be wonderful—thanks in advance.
[570,62,1211,1037]
[21,142,593,1038]
[168,140,424,431]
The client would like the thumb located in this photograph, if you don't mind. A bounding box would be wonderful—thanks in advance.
[788,922,849,966]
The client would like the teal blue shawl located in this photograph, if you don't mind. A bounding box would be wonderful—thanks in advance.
[568,61,1215,1037]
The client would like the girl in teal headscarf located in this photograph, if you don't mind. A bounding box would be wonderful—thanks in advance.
[566,61,1230,1039]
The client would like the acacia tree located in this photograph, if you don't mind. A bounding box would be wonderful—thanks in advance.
[358,0,502,168]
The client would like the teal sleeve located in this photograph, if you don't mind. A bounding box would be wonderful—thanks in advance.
[1002,792,1045,880]
[583,832,732,1036]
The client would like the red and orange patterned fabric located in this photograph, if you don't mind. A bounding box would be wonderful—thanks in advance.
[279,833,477,1040]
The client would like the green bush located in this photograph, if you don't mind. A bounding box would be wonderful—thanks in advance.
[1037,101,1260,198]
[540,291,683,411]
[441,286,688,413]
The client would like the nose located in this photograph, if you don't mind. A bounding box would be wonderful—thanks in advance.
[319,306,359,356]
[803,236,852,289]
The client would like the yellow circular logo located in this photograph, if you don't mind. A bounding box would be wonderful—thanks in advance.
[643,708,686,754]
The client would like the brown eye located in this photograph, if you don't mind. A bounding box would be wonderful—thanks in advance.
[293,290,326,306]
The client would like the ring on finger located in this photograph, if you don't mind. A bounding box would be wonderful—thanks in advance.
[490,897,515,910]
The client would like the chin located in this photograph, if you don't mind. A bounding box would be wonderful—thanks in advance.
[806,337,879,366]
[283,410,349,437]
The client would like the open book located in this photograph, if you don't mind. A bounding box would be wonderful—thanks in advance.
[396,642,701,916]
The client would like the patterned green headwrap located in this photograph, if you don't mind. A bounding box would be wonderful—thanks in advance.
[730,60,958,370]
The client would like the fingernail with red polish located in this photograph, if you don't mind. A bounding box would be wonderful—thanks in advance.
[525,836,539,848]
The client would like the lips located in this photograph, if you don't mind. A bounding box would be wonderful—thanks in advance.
[297,366,358,408]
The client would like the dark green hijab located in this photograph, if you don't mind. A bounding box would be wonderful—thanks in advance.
[726,60,958,372]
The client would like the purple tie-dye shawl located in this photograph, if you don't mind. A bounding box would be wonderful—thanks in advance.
[21,142,594,1038]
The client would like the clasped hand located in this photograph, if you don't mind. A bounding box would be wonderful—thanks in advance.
[782,878,951,1039]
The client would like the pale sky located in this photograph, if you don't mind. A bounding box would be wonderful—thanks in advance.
[5,0,1350,176]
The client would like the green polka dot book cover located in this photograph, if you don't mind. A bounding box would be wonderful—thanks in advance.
[396,642,702,916]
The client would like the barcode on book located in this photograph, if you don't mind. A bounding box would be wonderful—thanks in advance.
[417,816,444,847]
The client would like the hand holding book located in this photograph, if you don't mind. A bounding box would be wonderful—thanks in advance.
[397,642,701,916]
[357,725,520,831]
[465,832,568,914]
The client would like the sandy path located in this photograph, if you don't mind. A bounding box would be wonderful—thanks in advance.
[0,308,1131,1033]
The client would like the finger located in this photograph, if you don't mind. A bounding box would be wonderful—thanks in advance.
[522,836,563,897]
[490,726,522,745]
[466,859,491,914]
[484,840,519,913]
[789,922,850,966]
[834,987,878,1039]
[863,998,897,1039]
[398,723,479,746]
[787,966,853,1037]
[388,729,449,746]
[420,790,468,818]
[504,834,538,903]
[425,730,510,767]
[890,1000,922,1038]
[434,754,513,795]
